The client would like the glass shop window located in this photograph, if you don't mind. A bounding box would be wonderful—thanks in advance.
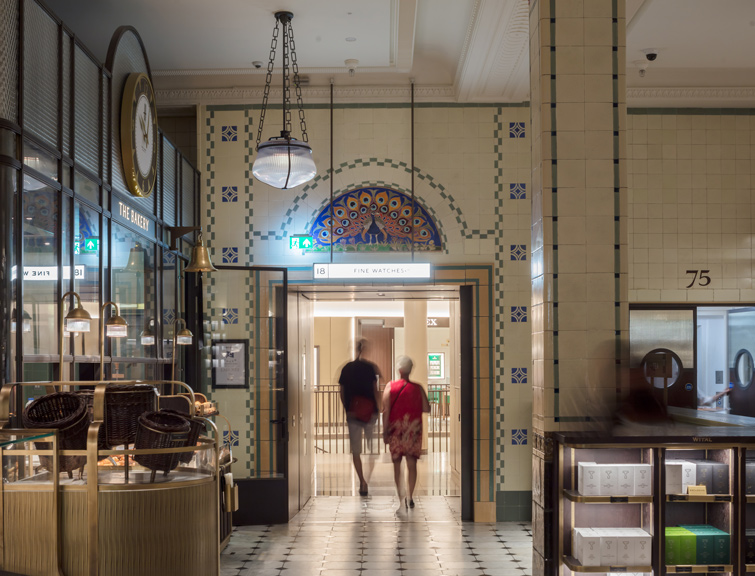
[22,181,59,356]
[73,202,101,357]
[73,170,99,206]
[23,140,57,185]
[110,223,156,366]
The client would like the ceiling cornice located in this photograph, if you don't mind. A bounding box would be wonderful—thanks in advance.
[156,85,457,106]
[627,87,755,107]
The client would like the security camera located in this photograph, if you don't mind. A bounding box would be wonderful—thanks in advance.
[252,61,263,69]
[643,49,658,62]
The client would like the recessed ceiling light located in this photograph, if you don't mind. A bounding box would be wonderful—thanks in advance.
[345,37,356,42]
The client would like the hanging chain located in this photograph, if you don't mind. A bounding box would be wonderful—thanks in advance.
[255,20,279,150]
[288,21,309,143]
[282,19,291,136]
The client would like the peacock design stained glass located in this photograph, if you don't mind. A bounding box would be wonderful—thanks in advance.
[309,187,442,252]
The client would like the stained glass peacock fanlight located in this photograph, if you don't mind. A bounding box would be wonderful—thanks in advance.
[309,187,442,252]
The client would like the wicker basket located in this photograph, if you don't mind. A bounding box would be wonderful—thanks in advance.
[74,389,109,460]
[104,384,157,447]
[162,410,204,464]
[22,392,89,477]
[134,411,190,481]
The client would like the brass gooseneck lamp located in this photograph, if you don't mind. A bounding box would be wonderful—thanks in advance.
[58,291,92,382]
[171,318,193,388]
[11,308,32,333]
[167,226,217,273]
[140,317,157,346]
[99,301,128,379]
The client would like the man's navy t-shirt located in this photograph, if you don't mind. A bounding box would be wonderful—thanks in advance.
[338,359,379,415]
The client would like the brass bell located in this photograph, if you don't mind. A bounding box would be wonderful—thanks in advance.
[184,231,217,273]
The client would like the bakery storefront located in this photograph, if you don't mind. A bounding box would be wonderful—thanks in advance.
[0,1,229,574]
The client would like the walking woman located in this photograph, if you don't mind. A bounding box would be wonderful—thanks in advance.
[382,356,430,508]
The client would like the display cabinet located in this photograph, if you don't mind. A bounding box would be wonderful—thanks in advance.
[556,429,755,576]
[0,380,230,576]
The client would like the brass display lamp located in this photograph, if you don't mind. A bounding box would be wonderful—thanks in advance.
[58,291,92,382]
[140,317,157,346]
[171,317,193,385]
[167,226,217,272]
[99,301,128,379]
[252,11,316,190]
[10,308,32,333]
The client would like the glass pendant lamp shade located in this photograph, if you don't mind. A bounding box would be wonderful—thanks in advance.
[253,11,316,190]
[253,136,316,190]
[105,315,128,338]
[11,309,32,333]
[140,320,156,346]
[176,328,193,346]
[65,306,91,333]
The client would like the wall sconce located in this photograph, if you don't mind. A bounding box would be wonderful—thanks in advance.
[167,226,217,273]
[99,301,128,379]
[171,317,193,385]
[11,308,32,333]
[140,317,157,346]
[58,291,92,382]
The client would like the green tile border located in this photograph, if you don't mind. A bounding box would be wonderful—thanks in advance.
[207,102,531,112]
[628,107,755,115]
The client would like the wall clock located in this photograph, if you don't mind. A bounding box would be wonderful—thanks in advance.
[120,73,157,198]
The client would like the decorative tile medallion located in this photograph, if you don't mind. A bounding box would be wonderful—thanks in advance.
[222,247,239,264]
[512,428,528,445]
[223,429,240,447]
[309,186,442,252]
[509,122,525,138]
[511,367,528,384]
[509,183,526,200]
[221,186,238,202]
[222,308,239,325]
[510,306,527,323]
[510,245,527,261]
[221,125,238,142]
[163,308,176,325]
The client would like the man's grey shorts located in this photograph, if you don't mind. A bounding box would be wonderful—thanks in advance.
[347,416,377,455]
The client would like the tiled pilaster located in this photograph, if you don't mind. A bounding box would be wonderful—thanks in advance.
[530,0,628,574]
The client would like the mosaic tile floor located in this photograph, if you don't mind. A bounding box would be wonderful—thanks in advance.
[220,496,533,576]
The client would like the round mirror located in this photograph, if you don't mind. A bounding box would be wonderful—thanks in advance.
[641,348,682,389]
[734,349,754,389]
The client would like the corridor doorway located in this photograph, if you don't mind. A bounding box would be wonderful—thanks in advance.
[293,284,468,507]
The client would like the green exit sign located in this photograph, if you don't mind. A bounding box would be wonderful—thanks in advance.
[289,235,313,250]
[82,238,100,253]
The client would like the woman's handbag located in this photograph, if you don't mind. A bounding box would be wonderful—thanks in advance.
[350,395,375,422]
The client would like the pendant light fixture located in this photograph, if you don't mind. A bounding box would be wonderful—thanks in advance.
[252,11,316,190]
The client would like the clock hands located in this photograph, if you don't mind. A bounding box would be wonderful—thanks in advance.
[138,106,150,151]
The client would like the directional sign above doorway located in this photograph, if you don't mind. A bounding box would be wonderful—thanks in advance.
[290,235,313,250]
[82,237,100,253]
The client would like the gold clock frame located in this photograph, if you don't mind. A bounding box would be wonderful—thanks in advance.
[120,73,158,198]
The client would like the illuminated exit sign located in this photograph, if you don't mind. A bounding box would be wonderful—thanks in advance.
[82,238,99,253]
[290,235,313,250]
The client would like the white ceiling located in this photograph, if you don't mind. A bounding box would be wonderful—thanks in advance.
[45,0,755,107]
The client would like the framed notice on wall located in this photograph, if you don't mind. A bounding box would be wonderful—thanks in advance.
[212,339,249,389]
[428,353,445,379]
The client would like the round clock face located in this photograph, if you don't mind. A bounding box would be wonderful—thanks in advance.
[120,73,157,197]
